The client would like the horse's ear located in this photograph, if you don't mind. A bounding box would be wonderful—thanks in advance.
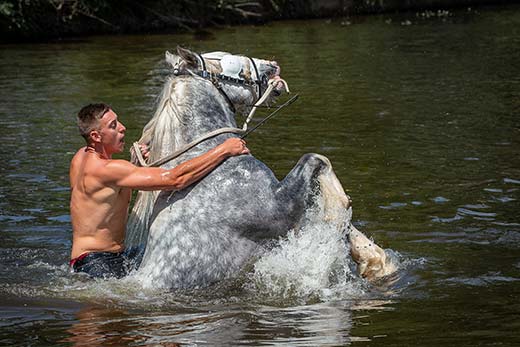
[165,50,180,68]
[176,46,199,68]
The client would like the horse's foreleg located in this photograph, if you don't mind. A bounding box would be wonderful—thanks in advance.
[275,153,351,224]
[277,153,396,280]
[316,156,351,220]
[274,153,334,224]
[348,225,397,280]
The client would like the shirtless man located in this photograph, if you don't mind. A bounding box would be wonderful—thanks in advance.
[69,103,249,278]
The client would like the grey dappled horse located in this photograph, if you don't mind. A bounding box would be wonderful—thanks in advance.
[127,47,394,289]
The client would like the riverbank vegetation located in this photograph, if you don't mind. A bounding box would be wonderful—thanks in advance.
[0,0,269,42]
[0,0,514,42]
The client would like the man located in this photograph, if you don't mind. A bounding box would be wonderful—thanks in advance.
[69,103,249,278]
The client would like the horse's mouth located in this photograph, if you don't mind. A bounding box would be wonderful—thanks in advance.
[269,74,288,97]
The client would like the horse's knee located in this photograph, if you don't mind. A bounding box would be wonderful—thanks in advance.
[301,153,330,166]
[303,154,351,211]
[300,153,332,172]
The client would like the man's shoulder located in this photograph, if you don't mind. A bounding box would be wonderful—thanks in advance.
[70,148,114,176]
[71,147,87,161]
[70,147,88,175]
[95,158,141,187]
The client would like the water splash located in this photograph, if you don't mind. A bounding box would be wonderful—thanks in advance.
[250,215,361,301]
[249,169,371,303]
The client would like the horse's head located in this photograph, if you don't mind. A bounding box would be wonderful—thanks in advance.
[132,47,288,166]
[165,46,285,116]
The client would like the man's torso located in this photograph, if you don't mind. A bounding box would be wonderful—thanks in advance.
[69,147,131,259]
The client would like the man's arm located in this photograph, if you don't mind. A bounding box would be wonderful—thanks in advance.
[102,138,249,191]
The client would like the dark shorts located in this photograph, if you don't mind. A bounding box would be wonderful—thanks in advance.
[70,246,144,279]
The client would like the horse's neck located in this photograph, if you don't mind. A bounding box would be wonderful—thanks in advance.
[183,86,237,142]
[153,77,238,159]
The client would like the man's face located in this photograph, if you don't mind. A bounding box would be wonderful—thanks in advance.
[98,109,126,155]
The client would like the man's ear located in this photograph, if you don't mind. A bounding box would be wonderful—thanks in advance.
[176,46,200,69]
[89,130,102,143]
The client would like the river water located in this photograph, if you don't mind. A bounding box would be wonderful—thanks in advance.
[1,5,519,346]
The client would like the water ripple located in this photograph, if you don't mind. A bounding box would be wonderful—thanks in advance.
[504,178,520,185]
[444,272,520,287]
[457,208,497,218]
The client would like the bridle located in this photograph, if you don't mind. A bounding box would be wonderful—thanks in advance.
[181,53,270,115]
[132,52,291,167]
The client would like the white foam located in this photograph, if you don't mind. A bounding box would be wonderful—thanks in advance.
[250,192,367,302]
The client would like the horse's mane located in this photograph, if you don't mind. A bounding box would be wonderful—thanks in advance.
[127,75,187,248]
[126,55,255,248]
[126,71,231,248]
[137,76,185,164]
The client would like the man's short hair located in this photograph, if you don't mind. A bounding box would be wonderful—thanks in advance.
[77,103,111,142]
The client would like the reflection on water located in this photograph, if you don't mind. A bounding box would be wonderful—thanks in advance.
[1,4,520,346]
[61,300,393,346]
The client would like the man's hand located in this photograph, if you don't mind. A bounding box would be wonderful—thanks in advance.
[138,143,150,160]
[219,138,250,157]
